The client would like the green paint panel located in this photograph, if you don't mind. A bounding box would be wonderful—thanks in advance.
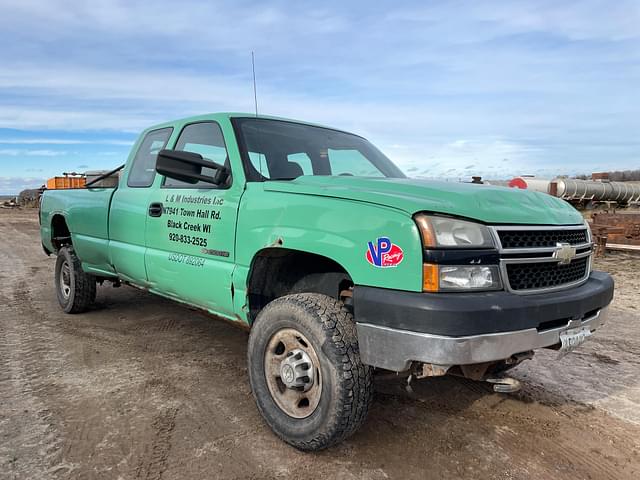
[109,186,153,284]
[40,187,116,273]
[263,176,583,225]
[235,183,424,292]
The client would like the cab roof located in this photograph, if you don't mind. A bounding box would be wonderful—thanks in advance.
[143,112,339,135]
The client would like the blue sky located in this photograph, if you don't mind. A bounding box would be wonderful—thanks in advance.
[0,0,638,194]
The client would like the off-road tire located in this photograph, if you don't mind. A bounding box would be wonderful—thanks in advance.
[247,293,373,451]
[55,246,96,313]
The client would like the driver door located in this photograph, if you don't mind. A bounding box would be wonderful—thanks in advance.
[144,121,240,317]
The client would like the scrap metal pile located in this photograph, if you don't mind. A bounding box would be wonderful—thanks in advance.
[1,197,19,208]
[590,212,640,255]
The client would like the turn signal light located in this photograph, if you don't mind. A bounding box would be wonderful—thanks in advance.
[422,263,439,292]
[414,214,436,247]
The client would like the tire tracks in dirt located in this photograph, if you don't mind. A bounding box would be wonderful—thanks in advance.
[0,220,66,478]
[135,406,178,480]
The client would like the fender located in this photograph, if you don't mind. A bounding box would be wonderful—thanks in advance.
[231,184,425,322]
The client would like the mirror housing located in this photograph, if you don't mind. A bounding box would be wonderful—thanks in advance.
[156,149,229,185]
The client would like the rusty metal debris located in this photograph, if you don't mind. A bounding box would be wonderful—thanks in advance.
[414,362,451,378]
[591,212,640,256]
[485,377,521,393]
[1,197,19,208]
[459,362,492,381]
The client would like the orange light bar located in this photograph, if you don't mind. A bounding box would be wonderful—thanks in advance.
[414,214,436,248]
[423,263,439,292]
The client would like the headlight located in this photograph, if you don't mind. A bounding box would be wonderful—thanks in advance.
[414,214,494,248]
[584,220,593,275]
[423,264,502,292]
[416,214,501,292]
[439,265,502,291]
[584,219,592,243]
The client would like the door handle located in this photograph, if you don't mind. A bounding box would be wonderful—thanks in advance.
[148,202,163,217]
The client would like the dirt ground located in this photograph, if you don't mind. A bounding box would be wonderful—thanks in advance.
[1,208,639,480]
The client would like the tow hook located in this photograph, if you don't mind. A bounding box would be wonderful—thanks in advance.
[485,376,521,393]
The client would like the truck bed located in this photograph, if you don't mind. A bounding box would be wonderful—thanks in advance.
[40,187,118,275]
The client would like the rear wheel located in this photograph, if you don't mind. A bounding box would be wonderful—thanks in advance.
[54,246,96,313]
[247,293,373,451]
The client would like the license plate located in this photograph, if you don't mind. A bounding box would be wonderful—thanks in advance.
[559,327,592,354]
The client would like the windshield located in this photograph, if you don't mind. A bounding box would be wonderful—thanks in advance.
[233,118,406,181]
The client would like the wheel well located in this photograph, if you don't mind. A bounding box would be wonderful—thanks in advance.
[51,214,71,251]
[247,248,353,323]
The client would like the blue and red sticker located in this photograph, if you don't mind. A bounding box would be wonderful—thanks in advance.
[365,237,404,268]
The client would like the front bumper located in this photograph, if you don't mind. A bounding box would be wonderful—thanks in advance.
[357,307,608,371]
[354,271,614,372]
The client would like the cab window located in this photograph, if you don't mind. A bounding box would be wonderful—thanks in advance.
[164,122,230,188]
[127,127,173,187]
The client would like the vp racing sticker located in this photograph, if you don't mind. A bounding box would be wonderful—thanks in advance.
[366,237,404,268]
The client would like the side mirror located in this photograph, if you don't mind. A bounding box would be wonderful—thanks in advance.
[156,149,229,185]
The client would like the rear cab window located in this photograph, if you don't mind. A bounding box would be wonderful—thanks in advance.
[127,127,173,187]
[287,153,314,175]
[326,149,385,177]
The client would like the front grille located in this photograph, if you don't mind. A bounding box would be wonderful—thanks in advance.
[498,229,588,249]
[506,257,589,291]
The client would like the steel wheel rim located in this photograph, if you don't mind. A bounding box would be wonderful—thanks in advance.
[264,328,322,419]
[60,260,71,299]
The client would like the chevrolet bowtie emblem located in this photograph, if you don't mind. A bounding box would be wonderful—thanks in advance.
[553,242,577,264]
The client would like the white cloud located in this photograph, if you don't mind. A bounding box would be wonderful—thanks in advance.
[388,1,640,42]
[0,149,20,156]
[0,175,46,194]
[26,149,68,156]
[0,148,68,156]
[385,138,541,179]
[0,138,133,145]
[474,1,640,42]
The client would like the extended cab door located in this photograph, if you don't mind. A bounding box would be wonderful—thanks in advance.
[144,121,241,316]
[109,127,173,285]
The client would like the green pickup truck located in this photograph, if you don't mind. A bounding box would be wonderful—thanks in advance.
[40,113,614,450]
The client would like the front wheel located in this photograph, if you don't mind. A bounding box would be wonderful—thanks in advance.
[54,246,96,313]
[247,293,373,451]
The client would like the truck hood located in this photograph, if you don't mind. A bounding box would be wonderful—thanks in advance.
[264,176,583,225]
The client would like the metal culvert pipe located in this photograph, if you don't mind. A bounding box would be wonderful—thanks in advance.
[508,177,551,193]
[551,178,640,203]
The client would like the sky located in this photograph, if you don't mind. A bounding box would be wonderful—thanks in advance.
[0,0,638,194]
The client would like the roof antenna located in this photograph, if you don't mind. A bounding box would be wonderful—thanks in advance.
[251,51,259,116]
[251,51,264,176]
